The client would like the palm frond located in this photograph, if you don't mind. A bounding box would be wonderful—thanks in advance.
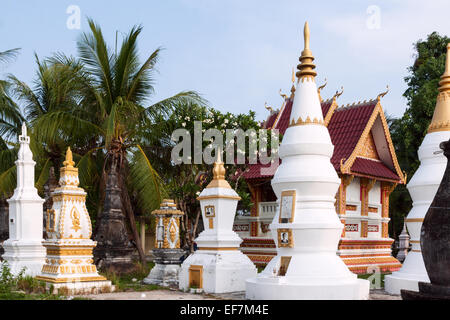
[145,91,207,120]
[35,158,52,194]
[0,48,20,64]
[129,145,166,215]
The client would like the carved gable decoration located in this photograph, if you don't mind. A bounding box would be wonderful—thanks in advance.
[357,132,379,160]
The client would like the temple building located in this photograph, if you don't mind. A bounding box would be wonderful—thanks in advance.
[234,76,406,274]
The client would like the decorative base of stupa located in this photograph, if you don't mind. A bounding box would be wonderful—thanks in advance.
[143,263,180,288]
[1,240,46,276]
[94,247,136,273]
[239,238,402,274]
[143,248,185,288]
[401,282,450,300]
[36,277,114,295]
[246,277,369,300]
[179,250,257,294]
[384,251,430,295]
[245,254,370,300]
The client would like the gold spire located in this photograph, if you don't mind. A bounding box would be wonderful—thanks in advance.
[317,78,327,102]
[296,21,317,80]
[428,43,450,133]
[63,147,75,168]
[206,149,231,189]
[290,67,296,98]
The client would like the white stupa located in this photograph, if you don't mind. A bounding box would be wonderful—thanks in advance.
[385,43,450,295]
[36,147,113,294]
[245,22,370,300]
[179,152,257,293]
[2,123,46,276]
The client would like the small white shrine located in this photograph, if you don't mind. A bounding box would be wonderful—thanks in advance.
[35,147,113,294]
[385,43,450,294]
[245,22,369,300]
[179,152,257,293]
[2,123,46,276]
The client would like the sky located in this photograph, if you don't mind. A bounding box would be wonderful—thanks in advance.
[1,0,449,121]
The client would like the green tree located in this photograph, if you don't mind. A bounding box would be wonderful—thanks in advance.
[26,19,205,263]
[389,32,449,238]
[142,102,260,252]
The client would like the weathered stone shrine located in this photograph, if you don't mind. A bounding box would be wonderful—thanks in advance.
[143,199,185,287]
[93,161,135,271]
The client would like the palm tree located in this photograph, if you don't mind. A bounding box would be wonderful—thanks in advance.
[0,48,24,198]
[29,19,206,265]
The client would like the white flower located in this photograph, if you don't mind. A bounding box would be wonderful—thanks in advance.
[182,122,186,127]
[224,119,229,124]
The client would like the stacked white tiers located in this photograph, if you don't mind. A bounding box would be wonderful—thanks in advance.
[2,123,46,276]
[179,154,257,293]
[385,43,450,295]
[245,22,369,300]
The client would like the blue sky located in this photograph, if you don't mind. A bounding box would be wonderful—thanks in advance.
[1,0,449,121]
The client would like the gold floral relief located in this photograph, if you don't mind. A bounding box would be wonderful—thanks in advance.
[169,219,177,244]
[70,207,81,232]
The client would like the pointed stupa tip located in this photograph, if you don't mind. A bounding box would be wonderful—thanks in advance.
[63,147,75,168]
[427,43,450,133]
[213,148,225,180]
[296,21,317,80]
[206,148,231,189]
[21,122,27,137]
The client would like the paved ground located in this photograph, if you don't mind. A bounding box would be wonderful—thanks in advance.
[81,289,401,300]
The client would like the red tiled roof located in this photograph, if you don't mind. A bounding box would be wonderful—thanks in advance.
[351,157,400,181]
[328,102,376,170]
[321,101,333,117]
[272,99,293,135]
[264,112,278,129]
[244,98,400,182]
[242,160,280,179]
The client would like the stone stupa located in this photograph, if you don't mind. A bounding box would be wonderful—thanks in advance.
[245,22,369,300]
[385,43,450,295]
[2,123,46,276]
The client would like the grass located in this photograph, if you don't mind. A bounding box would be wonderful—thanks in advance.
[358,272,390,289]
[0,262,66,300]
[99,261,165,292]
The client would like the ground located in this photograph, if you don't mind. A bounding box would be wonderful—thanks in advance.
[80,289,401,300]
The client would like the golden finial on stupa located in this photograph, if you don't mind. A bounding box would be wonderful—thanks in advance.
[428,43,450,133]
[317,78,327,102]
[207,149,231,189]
[63,147,75,168]
[296,21,317,80]
[290,67,296,98]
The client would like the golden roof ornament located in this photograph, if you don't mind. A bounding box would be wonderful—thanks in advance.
[59,147,79,188]
[290,67,296,98]
[206,149,231,189]
[377,85,390,101]
[296,21,317,80]
[428,43,450,133]
[317,78,327,102]
[63,147,75,168]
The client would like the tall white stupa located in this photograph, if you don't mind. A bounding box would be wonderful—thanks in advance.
[179,152,257,293]
[245,22,369,300]
[385,43,450,295]
[2,123,46,276]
